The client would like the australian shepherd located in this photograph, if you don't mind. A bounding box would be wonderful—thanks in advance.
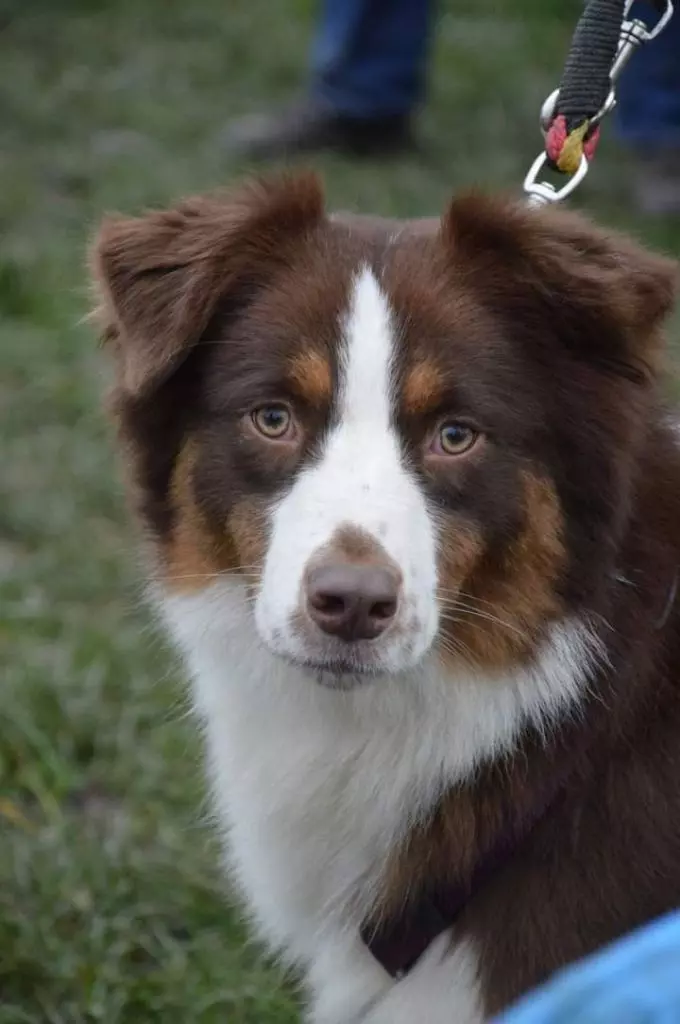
[91,173,680,1022]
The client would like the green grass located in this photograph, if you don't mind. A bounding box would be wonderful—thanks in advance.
[1,1,679,1021]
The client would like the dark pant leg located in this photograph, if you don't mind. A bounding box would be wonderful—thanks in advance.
[614,4,680,148]
[311,0,435,118]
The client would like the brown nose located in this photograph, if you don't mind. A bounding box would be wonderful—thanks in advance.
[306,563,400,642]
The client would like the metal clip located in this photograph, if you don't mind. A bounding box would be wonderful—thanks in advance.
[591,0,675,128]
[524,0,674,207]
[625,0,675,41]
[523,151,589,207]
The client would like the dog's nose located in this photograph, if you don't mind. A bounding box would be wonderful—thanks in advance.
[306,563,400,642]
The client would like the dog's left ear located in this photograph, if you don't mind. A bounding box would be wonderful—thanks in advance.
[90,173,324,396]
[443,194,678,373]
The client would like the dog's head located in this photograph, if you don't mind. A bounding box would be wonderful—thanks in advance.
[92,174,676,687]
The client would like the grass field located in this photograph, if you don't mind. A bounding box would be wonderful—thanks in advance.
[1,2,679,1021]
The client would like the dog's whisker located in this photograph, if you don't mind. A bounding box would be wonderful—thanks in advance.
[149,568,262,584]
[436,589,516,614]
[437,634,476,666]
[438,606,527,640]
[437,595,523,626]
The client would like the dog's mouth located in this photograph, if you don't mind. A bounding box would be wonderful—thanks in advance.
[258,612,434,685]
[289,653,385,690]
[257,602,431,686]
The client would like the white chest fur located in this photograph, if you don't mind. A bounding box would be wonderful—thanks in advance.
[161,584,597,1021]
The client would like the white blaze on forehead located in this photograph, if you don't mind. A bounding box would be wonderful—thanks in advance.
[255,264,439,671]
[340,264,395,430]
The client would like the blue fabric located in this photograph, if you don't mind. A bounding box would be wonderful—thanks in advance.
[310,0,434,118]
[310,0,680,146]
[496,913,680,1024]
[614,3,680,147]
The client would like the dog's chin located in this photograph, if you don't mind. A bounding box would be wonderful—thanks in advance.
[258,623,428,689]
[278,653,383,690]
[264,641,389,690]
[301,658,385,690]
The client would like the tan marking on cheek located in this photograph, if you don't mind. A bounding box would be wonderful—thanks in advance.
[437,472,565,670]
[288,349,332,408]
[434,518,484,660]
[162,442,219,591]
[162,442,267,593]
[437,519,485,594]
[227,499,268,576]
[403,360,443,416]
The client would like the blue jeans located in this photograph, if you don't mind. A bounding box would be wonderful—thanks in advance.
[311,0,680,147]
[311,0,434,118]
[614,2,680,148]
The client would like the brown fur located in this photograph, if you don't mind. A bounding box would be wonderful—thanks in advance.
[163,441,267,592]
[445,473,565,667]
[403,359,444,415]
[163,441,222,589]
[91,173,325,396]
[93,172,680,1018]
[288,350,333,409]
[330,525,397,564]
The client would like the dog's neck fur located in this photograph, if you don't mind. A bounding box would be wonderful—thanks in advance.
[162,581,600,1006]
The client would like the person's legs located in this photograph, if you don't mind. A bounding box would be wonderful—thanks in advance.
[614,4,680,149]
[223,0,435,159]
[614,5,680,213]
[311,0,433,119]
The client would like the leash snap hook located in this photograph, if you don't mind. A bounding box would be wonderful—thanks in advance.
[593,0,676,126]
[524,0,675,208]
[631,0,675,43]
[523,151,589,208]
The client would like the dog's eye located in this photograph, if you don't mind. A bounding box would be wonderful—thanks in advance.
[431,421,479,456]
[251,404,294,440]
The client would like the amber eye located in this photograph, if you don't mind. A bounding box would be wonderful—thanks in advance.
[251,404,294,440]
[433,421,479,456]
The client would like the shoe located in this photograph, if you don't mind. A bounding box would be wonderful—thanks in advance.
[222,99,414,161]
[631,149,680,215]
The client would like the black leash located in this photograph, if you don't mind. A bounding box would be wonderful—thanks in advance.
[549,0,628,161]
[524,0,675,205]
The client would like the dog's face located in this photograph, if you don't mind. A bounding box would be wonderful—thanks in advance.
[93,174,675,687]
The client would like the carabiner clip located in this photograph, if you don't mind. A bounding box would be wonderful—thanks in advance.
[523,151,590,207]
[524,0,674,208]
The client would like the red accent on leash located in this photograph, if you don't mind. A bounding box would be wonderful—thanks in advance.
[546,114,601,172]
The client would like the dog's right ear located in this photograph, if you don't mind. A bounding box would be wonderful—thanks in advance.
[90,173,324,397]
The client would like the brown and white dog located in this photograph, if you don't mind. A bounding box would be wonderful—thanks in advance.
[92,173,680,1023]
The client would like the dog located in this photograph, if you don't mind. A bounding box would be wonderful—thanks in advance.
[92,172,680,1023]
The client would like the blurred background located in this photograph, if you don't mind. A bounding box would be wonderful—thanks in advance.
[1,2,678,1022]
